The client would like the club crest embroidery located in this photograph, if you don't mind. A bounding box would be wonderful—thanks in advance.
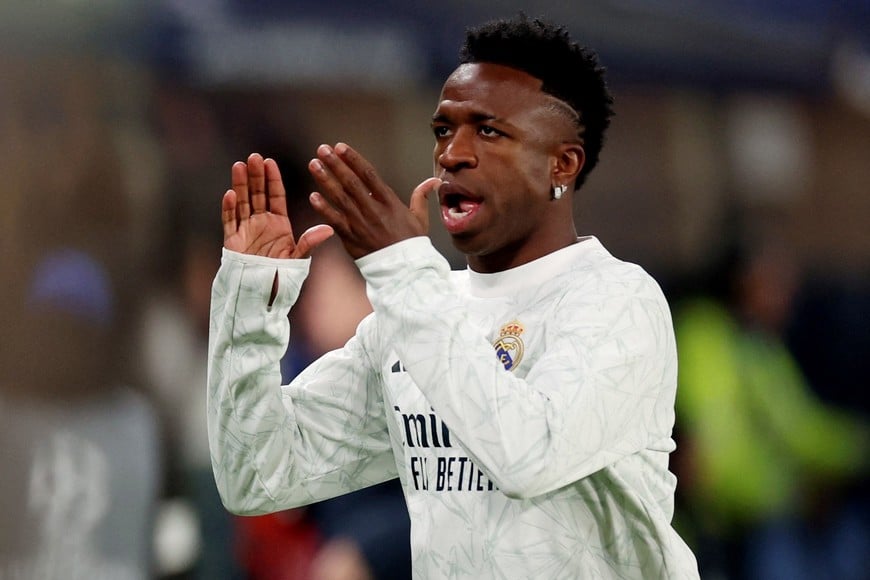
[493,320,525,371]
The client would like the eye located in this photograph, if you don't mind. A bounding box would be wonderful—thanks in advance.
[432,125,451,138]
[479,125,502,138]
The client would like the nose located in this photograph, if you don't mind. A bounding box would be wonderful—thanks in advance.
[437,127,477,172]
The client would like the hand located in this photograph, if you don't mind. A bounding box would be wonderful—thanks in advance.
[311,539,374,580]
[222,153,334,258]
[307,143,442,259]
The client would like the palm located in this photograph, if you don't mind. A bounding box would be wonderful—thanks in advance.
[224,211,296,258]
[222,154,333,259]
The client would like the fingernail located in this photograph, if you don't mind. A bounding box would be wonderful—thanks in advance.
[310,159,325,173]
[317,144,333,157]
[334,142,348,155]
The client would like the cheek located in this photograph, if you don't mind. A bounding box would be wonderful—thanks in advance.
[499,154,552,205]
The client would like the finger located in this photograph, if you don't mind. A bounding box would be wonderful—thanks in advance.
[309,157,360,219]
[409,178,442,234]
[308,190,348,233]
[231,161,250,221]
[264,158,288,217]
[221,189,238,242]
[293,224,335,258]
[334,142,394,201]
[247,153,267,214]
[317,144,376,205]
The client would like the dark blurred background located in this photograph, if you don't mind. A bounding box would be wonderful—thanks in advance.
[1,1,868,579]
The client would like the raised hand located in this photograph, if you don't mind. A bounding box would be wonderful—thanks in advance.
[307,143,442,259]
[222,153,333,258]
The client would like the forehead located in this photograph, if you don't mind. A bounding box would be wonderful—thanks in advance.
[436,62,549,118]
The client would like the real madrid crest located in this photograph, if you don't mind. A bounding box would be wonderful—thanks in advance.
[493,320,525,371]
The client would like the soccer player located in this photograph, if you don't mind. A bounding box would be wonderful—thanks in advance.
[208,14,700,579]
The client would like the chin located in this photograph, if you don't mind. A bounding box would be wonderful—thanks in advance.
[448,232,485,256]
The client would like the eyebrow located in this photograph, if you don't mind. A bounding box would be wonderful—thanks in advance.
[431,111,499,124]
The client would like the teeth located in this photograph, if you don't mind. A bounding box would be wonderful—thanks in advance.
[448,207,469,217]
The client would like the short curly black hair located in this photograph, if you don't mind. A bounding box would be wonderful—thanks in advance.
[460,14,614,189]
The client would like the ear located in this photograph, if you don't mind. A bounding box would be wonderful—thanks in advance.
[551,142,585,190]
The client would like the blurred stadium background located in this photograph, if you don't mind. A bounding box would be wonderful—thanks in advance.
[1,1,868,579]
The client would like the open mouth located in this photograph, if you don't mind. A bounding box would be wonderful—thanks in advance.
[439,182,483,233]
[444,192,479,218]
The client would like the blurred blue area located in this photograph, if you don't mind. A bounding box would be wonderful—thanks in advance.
[5,0,862,92]
[183,1,861,89]
[160,0,870,91]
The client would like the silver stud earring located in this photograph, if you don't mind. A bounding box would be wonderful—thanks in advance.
[552,184,567,200]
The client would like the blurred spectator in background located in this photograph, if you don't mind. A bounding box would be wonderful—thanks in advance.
[139,214,243,579]
[0,248,161,580]
[672,225,869,580]
[1,42,164,579]
[138,79,245,580]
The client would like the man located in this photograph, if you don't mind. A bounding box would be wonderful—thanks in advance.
[208,14,699,579]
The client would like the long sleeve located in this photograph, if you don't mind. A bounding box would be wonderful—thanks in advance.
[207,249,396,516]
[357,237,677,500]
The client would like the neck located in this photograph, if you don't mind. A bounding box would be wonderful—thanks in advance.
[467,228,578,273]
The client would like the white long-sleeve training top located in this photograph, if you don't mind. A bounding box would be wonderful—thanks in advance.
[207,235,699,579]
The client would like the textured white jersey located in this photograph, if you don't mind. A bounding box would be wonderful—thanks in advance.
[208,236,699,579]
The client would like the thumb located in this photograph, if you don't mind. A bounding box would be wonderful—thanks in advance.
[293,224,335,258]
[409,178,442,233]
